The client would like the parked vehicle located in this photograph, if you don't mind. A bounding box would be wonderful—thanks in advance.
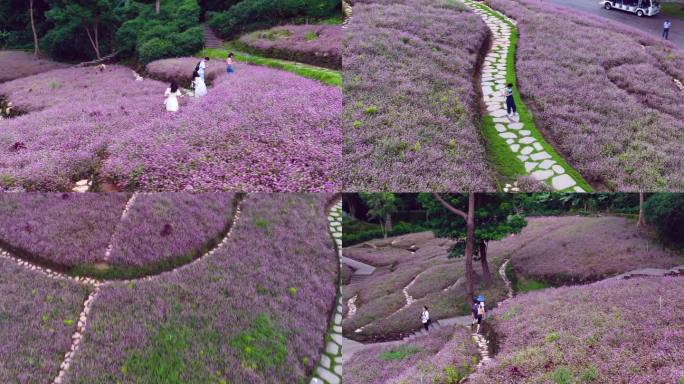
[600,0,660,17]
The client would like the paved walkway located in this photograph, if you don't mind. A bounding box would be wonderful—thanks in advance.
[466,0,587,192]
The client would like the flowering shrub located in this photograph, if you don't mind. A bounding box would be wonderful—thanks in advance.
[486,0,684,190]
[107,193,236,267]
[239,25,342,69]
[145,57,226,86]
[0,50,68,83]
[343,0,494,190]
[509,216,682,284]
[344,325,478,384]
[0,62,341,191]
[0,257,89,383]
[470,276,684,383]
[66,194,339,383]
[0,193,130,267]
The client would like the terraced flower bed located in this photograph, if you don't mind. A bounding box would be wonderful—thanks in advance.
[0,50,68,83]
[469,276,684,383]
[238,24,342,69]
[486,0,684,190]
[344,325,478,384]
[342,0,494,190]
[146,57,227,86]
[508,216,683,284]
[0,257,90,383]
[0,62,341,191]
[64,194,338,383]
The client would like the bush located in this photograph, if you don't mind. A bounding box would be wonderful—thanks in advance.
[644,193,684,248]
[208,0,340,39]
[342,220,428,246]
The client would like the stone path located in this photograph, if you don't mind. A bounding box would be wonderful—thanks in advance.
[342,0,352,29]
[464,0,587,192]
[202,24,223,49]
[310,199,343,384]
[103,192,138,261]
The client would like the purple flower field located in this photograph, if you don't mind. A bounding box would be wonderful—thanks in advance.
[65,194,338,383]
[509,216,683,284]
[0,61,341,191]
[0,193,130,267]
[239,24,342,69]
[0,50,68,83]
[487,0,684,190]
[107,193,236,267]
[343,0,494,191]
[470,276,684,383]
[0,257,89,383]
[342,232,509,340]
[344,325,478,384]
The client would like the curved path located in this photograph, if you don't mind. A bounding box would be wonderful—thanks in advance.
[464,0,589,192]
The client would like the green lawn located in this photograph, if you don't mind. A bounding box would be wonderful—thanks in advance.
[198,44,341,87]
[465,0,592,192]
[661,3,684,20]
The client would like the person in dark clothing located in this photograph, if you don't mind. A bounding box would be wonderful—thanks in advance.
[505,83,517,119]
[421,306,431,331]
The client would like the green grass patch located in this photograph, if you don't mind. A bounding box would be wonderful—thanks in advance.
[580,365,599,382]
[198,46,340,87]
[379,345,422,361]
[229,314,288,372]
[544,331,560,343]
[552,366,573,384]
[505,262,551,293]
[304,31,319,41]
[465,0,592,192]
[122,323,220,383]
[661,3,684,20]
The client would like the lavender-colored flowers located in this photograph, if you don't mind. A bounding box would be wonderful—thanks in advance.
[487,0,684,190]
[343,0,494,191]
[344,325,478,384]
[509,216,682,283]
[107,193,236,266]
[469,276,684,383]
[0,50,68,83]
[0,257,89,383]
[0,193,130,267]
[65,194,338,383]
[0,61,341,191]
[239,25,342,69]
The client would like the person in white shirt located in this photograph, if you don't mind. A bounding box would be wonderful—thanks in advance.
[421,306,431,331]
[197,57,209,81]
[663,20,672,40]
[476,300,486,333]
[164,80,182,112]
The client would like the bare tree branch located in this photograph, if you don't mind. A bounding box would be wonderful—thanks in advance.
[432,193,467,220]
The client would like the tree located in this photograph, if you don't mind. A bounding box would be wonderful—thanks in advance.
[156,0,160,14]
[420,193,526,292]
[30,0,40,55]
[45,0,120,60]
[359,193,398,239]
[638,191,646,228]
[643,193,684,248]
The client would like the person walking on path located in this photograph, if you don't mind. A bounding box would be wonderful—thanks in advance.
[471,298,480,325]
[663,20,672,40]
[505,83,517,120]
[421,306,431,332]
[192,70,207,97]
[196,57,209,81]
[226,52,235,74]
[164,80,183,112]
[474,295,486,333]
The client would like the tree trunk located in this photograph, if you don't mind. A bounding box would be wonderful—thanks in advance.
[156,0,161,14]
[84,25,101,59]
[385,213,392,232]
[479,241,491,287]
[29,0,40,56]
[464,193,475,304]
[381,220,387,239]
[639,192,644,224]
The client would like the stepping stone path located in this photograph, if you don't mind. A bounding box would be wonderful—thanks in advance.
[464,0,586,192]
[310,200,343,384]
[342,0,353,29]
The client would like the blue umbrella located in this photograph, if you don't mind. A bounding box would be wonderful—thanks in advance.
[476,295,485,302]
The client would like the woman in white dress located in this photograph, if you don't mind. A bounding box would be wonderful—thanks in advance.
[164,81,182,112]
[192,70,207,97]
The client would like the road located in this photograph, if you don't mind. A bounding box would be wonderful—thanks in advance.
[545,0,684,51]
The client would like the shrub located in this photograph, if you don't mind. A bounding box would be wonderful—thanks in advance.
[208,0,340,39]
[644,193,684,248]
[379,345,421,361]
[342,221,429,246]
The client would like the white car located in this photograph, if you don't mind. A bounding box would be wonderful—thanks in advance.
[600,0,660,16]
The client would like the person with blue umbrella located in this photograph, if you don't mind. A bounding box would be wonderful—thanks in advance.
[472,295,486,333]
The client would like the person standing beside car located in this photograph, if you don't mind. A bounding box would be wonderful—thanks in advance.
[663,20,672,40]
